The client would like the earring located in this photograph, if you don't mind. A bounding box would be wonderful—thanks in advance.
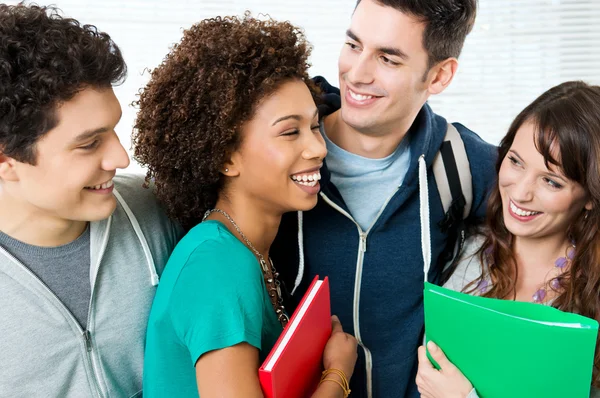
[585,211,589,220]
[224,168,229,172]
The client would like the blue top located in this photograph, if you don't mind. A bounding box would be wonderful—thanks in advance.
[143,220,282,398]
[271,76,498,398]
[322,124,411,231]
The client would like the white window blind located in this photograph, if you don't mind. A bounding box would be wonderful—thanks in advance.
[430,0,600,144]
[9,1,600,172]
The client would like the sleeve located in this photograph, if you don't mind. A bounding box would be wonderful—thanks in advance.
[454,124,498,221]
[168,239,267,365]
[467,388,480,398]
[443,236,485,292]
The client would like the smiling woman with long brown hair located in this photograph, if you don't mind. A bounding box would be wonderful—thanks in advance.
[416,81,600,398]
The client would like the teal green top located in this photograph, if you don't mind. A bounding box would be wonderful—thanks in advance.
[143,220,283,398]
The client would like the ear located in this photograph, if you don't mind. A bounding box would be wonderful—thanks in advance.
[427,58,458,96]
[0,152,19,182]
[221,151,241,177]
[585,200,593,211]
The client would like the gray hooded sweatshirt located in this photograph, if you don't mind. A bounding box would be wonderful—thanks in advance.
[0,174,182,398]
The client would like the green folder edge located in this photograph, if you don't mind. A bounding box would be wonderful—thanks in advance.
[424,282,598,397]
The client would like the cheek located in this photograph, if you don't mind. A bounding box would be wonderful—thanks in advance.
[497,162,515,189]
[540,192,584,216]
[246,143,291,178]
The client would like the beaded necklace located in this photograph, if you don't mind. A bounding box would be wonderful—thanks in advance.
[203,209,289,327]
[478,243,575,303]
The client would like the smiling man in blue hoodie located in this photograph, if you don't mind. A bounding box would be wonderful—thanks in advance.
[272,0,497,397]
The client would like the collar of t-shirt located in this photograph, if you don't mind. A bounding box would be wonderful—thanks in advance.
[321,121,411,231]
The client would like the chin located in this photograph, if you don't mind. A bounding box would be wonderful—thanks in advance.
[81,200,117,222]
[295,198,319,212]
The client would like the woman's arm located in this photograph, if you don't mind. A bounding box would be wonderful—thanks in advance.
[195,316,357,398]
[196,342,264,397]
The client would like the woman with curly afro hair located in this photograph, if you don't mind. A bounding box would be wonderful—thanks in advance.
[135,14,357,397]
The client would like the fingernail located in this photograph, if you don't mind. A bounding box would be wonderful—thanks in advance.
[332,315,339,321]
[427,341,437,352]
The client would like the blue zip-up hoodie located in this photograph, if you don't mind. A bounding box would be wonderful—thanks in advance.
[272,77,497,398]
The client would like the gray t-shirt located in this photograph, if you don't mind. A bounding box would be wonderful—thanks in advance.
[0,225,90,328]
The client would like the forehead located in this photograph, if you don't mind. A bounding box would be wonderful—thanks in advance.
[39,87,121,145]
[350,0,426,54]
[512,121,563,171]
[251,80,316,122]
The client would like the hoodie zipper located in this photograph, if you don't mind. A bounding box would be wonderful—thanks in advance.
[0,238,105,398]
[320,187,400,398]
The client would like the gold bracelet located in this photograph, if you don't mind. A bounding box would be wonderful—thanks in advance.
[321,369,350,388]
[319,377,350,398]
[320,369,351,397]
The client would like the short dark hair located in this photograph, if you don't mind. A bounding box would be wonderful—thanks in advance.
[133,15,314,230]
[356,0,477,69]
[0,4,126,164]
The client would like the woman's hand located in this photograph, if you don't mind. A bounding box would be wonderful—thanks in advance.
[416,341,473,398]
[322,315,358,380]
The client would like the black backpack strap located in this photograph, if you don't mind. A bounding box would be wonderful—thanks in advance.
[432,123,473,283]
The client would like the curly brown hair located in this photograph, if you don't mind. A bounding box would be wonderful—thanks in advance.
[0,4,126,164]
[133,14,314,230]
[464,81,600,387]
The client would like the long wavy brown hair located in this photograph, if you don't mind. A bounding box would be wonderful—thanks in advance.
[465,81,600,387]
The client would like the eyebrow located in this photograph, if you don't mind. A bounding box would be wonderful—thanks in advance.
[72,112,123,143]
[272,109,320,126]
[346,29,409,61]
[73,127,109,143]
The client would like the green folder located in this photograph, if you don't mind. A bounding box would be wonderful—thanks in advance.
[424,282,598,397]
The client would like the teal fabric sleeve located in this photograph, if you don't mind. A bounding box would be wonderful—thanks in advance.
[167,235,266,365]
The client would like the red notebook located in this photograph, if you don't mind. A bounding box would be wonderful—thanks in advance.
[259,276,331,398]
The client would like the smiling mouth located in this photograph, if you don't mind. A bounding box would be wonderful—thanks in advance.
[85,179,114,190]
[290,171,322,187]
[348,88,376,101]
[509,200,542,217]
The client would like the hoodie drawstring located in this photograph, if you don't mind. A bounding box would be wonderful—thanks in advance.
[292,210,305,295]
[419,155,432,283]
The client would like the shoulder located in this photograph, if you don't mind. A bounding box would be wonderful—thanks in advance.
[443,234,486,292]
[113,173,183,234]
[113,173,160,213]
[112,173,184,272]
[177,222,259,279]
[452,122,497,166]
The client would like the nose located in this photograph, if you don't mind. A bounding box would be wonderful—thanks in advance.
[346,52,375,86]
[510,176,534,203]
[102,132,130,171]
[302,129,327,161]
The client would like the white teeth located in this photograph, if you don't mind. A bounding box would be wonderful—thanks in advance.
[296,180,318,187]
[87,179,113,190]
[510,201,540,217]
[291,171,321,183]
[349,89,374,101]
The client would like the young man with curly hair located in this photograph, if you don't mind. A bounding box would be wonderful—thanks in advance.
[271,0,497,397]
[0,4,182,397]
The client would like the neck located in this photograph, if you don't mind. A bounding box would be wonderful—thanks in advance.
[0,194,88,247]
[512,234,571,281]
[324,109,413,159]
[208,196,282,260]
